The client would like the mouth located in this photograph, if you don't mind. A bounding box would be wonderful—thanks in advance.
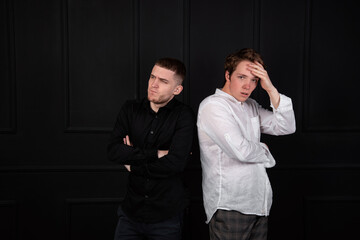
[149,89,157,94]
[240,92,249,97]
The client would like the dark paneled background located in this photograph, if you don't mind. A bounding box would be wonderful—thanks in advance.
[1,0,359,239]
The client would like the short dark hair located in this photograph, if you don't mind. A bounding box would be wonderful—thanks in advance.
[155,58,186,84]
[224,48,265,77]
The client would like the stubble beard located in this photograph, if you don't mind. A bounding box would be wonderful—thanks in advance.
[147,94,173,106]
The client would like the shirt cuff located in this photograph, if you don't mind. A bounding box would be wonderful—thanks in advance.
[271,93,294,113]
[260,143,276,168]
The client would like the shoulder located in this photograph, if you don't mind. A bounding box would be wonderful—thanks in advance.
[199,94,231,113]
[118,98,147,116]
[122,98,146,108]
[173,100,195,121]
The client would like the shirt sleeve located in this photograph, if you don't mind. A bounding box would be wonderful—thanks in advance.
[259,94,296,135]
[107,102,158,166]
[131,106,196,178]
[197,100,272,164]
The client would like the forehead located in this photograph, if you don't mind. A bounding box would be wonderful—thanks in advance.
[233,60,256,77]
[152,65,176,80]
[234,60,252,72]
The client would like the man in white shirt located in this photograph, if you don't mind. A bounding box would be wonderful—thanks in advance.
[197,48,296,240]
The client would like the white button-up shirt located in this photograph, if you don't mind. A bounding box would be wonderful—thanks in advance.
[197,89,296,223]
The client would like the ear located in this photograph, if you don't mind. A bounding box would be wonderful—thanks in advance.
[225,71,231,82]
[173,85,183,95]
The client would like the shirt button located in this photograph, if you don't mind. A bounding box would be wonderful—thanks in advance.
[150,131,154,134]
[145,195,149,199]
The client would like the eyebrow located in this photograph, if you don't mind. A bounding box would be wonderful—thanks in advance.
[159,77,169,81]
[236,73,259,81]
[151,74,169,82]
[236,73,249,77]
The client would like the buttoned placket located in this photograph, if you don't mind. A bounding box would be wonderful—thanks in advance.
[144,112,160,201]
[148,114,158,137]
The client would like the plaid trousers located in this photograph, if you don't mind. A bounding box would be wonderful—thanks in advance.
[209,210,268,240]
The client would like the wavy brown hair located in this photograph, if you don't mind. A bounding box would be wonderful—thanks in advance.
[224,48,265,77]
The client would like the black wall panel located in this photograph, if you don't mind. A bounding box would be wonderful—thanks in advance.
[65,0,135,131]
[305,0,360,131]
[190,0,256,111]
[0,0,16,133]
[1,0,360,239]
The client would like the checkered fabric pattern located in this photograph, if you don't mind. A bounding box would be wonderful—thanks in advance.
[209,210,268,240]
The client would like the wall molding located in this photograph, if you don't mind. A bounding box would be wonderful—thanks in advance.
[182,0,190,105]
[0,200,18,239]
[62,0,138,133]
[0,0,16,134]
[1,163,360,173]
[304,196,360,239]
[302,0,360,132]
[65,197,123,240]
[253,0,261,51]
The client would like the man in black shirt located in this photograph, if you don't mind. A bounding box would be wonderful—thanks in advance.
[108,58,195,240]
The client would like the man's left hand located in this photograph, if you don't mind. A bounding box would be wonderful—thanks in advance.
[248,61,280,108]
[123,135,132,172]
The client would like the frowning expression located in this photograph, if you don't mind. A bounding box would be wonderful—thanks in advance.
[147,65,182,111]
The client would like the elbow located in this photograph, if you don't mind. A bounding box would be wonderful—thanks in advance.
[107,144,117,162]
[288,121,296,134]
[167,155,190,174]
[281,125,296,135]
[107,151,115,162]
[281,120,296,135]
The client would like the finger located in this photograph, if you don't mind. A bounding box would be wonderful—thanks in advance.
[124,165,131,172]
[126,135,133,146]
[254,61,264,68]
[249,65,268,78]
[251,65,265,74]
[249,68,265,79]
[247,65,262,75]
[123,138,126,144]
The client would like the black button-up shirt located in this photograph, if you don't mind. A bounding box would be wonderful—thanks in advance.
[108,97,196,223]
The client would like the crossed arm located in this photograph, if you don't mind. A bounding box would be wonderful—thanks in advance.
[108,104,195,178]
[122,135,168,172]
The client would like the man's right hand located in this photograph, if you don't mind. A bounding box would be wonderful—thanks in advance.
[157,150,169,158]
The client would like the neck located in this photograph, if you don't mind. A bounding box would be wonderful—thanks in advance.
[221,83,230,95]
[150,102,161,113]
[150,97,173,113]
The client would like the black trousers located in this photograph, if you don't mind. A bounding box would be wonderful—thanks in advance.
[114,208,183,240]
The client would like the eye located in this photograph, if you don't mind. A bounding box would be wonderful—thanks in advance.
[251,78,259,83]
[160,79,169,84]
[238,75,246,79]
[150,75,155,79]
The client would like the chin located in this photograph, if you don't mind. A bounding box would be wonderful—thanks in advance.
[235,97,247,102]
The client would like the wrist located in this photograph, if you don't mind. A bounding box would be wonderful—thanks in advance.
[266,86,278,95]
[267,87,280,109]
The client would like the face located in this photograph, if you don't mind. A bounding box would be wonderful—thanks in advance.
[147,65,183,110]
[224,60,259,102]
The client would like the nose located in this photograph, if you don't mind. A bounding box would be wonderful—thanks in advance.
[242,79,251,90]
[151,78,159,88]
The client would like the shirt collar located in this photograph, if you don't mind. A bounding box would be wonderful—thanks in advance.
[215,88,245,104]
[143,97,179,113]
